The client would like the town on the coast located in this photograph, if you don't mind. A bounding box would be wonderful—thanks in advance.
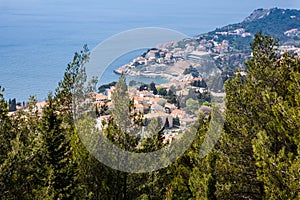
[92,70,211,144]
[8,8,300,144]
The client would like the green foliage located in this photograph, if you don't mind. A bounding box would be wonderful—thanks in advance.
[183,65,200,77]
[167,114,213,200]
[248,34,300,199]
[150,81,158,95]
[98,81,116,93]
[185,98,200,115]
[37,95,81,199]
[215,32,300,199]
[158,87,168,96]
[173,116,180,127]
[191,79,207,88]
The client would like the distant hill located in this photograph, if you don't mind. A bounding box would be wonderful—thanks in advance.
[205,8,300,51]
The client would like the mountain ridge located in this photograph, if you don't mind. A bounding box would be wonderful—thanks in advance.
[207,7,300,47]
[243,8,272,23]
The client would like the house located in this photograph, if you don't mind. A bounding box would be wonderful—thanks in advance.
[145,49,160,59]
[159,51,166,57]
[95,93,108,102]
[157,57,164,63]
[165,52,173,60]
[150,103,164,113]
[134,56,147,65]
[139,90,154,98]
[146,113,173,128]
[171,109,185,118]
[165,103,177,112]
[133,96,144,104]
[107,86,115,100]
[241,32,251,37]
[198,88,207,93]
[162,133,181,144]
[151,97,166,106]
[34,101,47,113]
[134,104,144,113]
[235,71,247,76]
[188,77,203,83]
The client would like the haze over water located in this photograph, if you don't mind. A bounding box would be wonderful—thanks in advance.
[0,0,299,102]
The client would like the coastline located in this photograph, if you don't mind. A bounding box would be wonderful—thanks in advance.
[113,68,176,81]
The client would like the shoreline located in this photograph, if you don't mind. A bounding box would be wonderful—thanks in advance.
[113,69,176,81]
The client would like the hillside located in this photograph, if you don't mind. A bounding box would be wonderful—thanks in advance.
[116,8,300,92]
[207,8,300,51]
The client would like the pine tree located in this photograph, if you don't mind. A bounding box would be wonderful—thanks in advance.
[150,81,158,95]
[215,32,300,199]
[111,74,131,134]
[164,113,213,200]
[37,95,81,199]
[214,33,273,199]
[0,91,41,199]
[248,34,300,199]
[0,87,13,165]
[52,45,113,199]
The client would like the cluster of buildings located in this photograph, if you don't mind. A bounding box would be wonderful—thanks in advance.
[95,86,195,124]
[284,28,300,37]
[94,76,206,143]
[115,49,184,74]
[279,45,300,56]
[158,37,232,62]
[215,28,252,38]
[8,99,47,116]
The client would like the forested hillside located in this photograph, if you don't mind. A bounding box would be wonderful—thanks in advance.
[207,8,300,51]
[0,33,299,199]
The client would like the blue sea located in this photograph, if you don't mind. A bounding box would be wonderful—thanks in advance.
[0,0,298,102]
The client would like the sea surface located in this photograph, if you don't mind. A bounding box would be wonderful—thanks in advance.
[0,0,298,102]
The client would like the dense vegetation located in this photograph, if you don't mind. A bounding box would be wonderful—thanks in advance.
[210,8,300,50]
[0,33,299,199]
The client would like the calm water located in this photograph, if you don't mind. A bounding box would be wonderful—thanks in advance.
[0,0,298,101]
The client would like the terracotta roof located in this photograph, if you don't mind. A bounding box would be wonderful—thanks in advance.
[96,93,108,100]
[134,104,144,108]
[171,109,184,115]
[36,101,47,108]
[108,86,115,93]
[188,77,203,82]
[16,105,23,110]
[149,49,159,53]
[144,95,150,99]
[133,96,144,102]
[152,97,162,103]
[165,103,176,108]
